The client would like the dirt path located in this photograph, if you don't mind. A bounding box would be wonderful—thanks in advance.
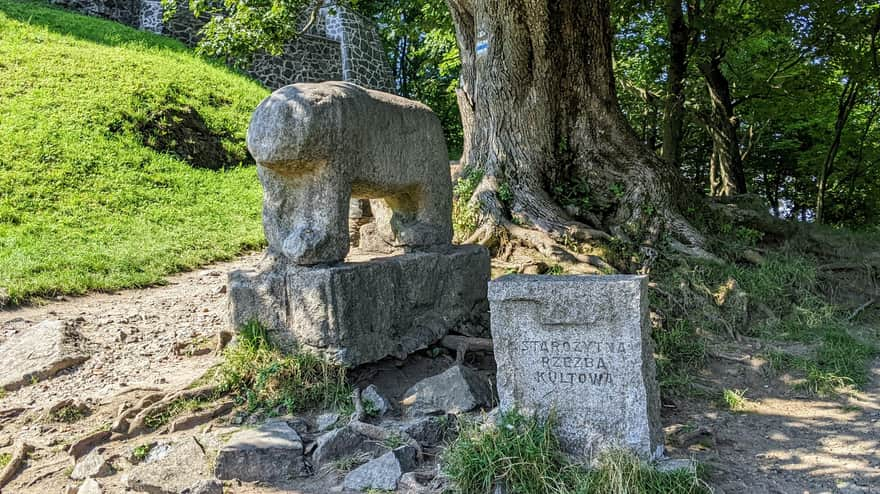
[666,337,880,493]
[1,253,878,493]
[0,253,263,410]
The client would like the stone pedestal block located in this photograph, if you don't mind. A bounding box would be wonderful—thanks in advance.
[229,245,490,366]
[488,275,663,460]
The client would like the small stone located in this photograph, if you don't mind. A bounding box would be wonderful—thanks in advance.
[362,385,390,416]
[312,425,386,467]
[398,472,425,493]
[214,420,306,482]
[316,412,340,432]
[0,320,89,391]
[655,458,698,473]
[343,445,417,491]
[402,365,492,416]
[399,415,453,446]
[78,478,103,494]
[70,449,112,480]
[181,479,223,494]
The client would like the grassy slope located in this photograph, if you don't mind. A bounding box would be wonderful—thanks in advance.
[0,0,268,305]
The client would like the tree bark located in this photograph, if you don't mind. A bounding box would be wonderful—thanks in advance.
[661,0,690,169]
[445,0,709,258]
[816,78,859,224]
[700,52,747,197]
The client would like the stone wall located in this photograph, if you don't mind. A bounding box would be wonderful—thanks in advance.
[51,0,141,26]
[249,36,343,91]
[320,6,395,93]
[51,0,395,92]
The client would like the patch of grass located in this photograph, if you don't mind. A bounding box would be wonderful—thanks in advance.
[383,433,405,449]
[217,321,351,413]
[719,389,750,412]
[442,409,708,494]
[51,405,88,423]
[0,0,267,305]
[765,328,877,396]
[452,168,483,241]
[546,264,565,275]
[0,452,10,469]
[132,443,153,462]
[363,398,380,418]
[575,449,708,494]
[332,452,373,472]
[653,321,707,395]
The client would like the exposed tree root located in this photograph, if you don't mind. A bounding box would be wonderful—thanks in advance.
[126,384,219,436]
[168,400,234,433]
[68,431,111,460]
[460,179,720,271]
[0,440,34,490]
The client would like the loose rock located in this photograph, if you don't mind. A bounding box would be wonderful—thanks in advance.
[0,320,89,391]
[214,420,306,483]
[126,437,213,494]
[181,478,223,494]
[399,414,454,446]
[315,412,340,432]
[656,458,698,473]
[343,445,417,491]
[70,449,112,480]
[362,385,391,416]
[78,478,103,494]
[402,365,492,416]
[311,424,387,467]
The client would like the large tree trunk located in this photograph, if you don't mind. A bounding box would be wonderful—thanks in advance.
[445,0,710,262]
[661,0,689,169]
[700,52,747,197]
[816,78,859,224]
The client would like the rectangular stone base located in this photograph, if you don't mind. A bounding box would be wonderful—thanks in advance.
[228,245,490,366]
[489,275,664,460]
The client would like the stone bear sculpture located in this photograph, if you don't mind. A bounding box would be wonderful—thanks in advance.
[247,81,453,265]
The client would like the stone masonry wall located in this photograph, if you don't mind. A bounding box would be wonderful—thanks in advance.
[51,0,394,92]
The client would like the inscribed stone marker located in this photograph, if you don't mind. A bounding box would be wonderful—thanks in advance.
[488,275,663,460]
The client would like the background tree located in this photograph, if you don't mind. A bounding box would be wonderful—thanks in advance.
[173,0,880,241]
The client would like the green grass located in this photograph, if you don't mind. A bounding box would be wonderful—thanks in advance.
[653,246,877,396]
[50,404,88,423]
[132,443,153,462]
[0,452,10,469]
[442,410,709,494]
[452,168,483,241]
[216,321,351,413]
[652,320,707,395]
[0,0,268,305]
[719,389,750,412]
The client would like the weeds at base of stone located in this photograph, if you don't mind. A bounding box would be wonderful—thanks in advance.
[383,434,405,449]
[442,409,710,494]
[0,452,11,469]
[216,320,351,414]
[331,452,374,473]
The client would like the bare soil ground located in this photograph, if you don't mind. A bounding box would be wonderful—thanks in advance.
[1,253,878,493]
